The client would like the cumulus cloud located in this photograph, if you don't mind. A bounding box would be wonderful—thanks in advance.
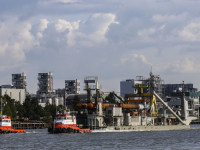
[0,20,35,63]
[55,0,82,3]
[0,21,37,74]
[138,28,156,41]
[1,0,200,92]
[0,12,118,66]
[39,13,118,47]
[179,23,200,41]
[73,13,118,46]
[120,54,152,66]
[152,12,188,23]
[36,19,49,40]
[39,19,49,31]
[154,57,200,74]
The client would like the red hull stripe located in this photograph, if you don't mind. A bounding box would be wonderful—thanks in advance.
[54,124,90,132]
[0,126,25,133]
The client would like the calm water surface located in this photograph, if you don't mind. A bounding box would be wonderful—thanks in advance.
[1,125,200,150]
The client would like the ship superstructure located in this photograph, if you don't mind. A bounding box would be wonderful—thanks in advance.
[0,115,25,134]
[48,109,90,133]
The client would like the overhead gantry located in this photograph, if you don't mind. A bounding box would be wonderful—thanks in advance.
[125,83,186,125]
[125,84,158,116]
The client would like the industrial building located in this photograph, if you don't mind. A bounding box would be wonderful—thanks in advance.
[0,86,26,104]
[120,75,164,98]
[12,72,27,93]
[65,79,80,94]
[0,72,27,104]
[38,96,64,107]
[120,79,135,98]
[163,83,195,97]
[55,88,65,96]
[37,72,53,95]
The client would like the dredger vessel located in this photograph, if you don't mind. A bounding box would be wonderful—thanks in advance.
[74,73,199,132]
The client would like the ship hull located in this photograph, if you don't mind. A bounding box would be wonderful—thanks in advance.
[0,126,25,134]
[92,125,190,132]
[48,124,91,134]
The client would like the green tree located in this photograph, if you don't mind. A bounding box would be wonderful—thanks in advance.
[0,95,6,115]
[23,98,34,119]
[44,102,56,118]
[15,101,25,118]
[3,104,12,116]
[30,97,45,120]
[23,97,47,120]
[3,95,17,118]
[44,103,62,120]
[43,111,53,123]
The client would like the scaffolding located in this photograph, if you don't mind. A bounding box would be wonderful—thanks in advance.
[149,75,165,98]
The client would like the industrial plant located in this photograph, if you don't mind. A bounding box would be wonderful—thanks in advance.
[0,70,200,131]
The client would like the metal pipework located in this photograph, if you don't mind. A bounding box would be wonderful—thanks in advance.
[153,91,186,125]
[120,104,140,109]
[76,103,94,109]
[77,103,144,110]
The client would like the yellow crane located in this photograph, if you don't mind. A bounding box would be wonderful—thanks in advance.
[125,83,158,116]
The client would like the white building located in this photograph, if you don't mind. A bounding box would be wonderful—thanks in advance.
[0,88,26,104]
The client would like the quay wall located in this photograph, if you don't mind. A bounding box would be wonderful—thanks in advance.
[12,122,45,129]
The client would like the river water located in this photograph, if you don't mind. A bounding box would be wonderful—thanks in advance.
[1,125,200,150]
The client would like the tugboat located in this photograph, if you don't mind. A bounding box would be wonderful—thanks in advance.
[48,109,91,134]
[0,115,25,134]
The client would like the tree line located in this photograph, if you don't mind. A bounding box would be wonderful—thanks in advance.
[0,94,63,123]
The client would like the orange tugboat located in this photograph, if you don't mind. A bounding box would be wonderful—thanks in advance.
[48,109,91,134]
[0,115,25,134]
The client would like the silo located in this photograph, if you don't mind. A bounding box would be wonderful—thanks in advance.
[54,98,59,106]
[48,98,52,104]
[58,97,64,106]
[42,98,47,103]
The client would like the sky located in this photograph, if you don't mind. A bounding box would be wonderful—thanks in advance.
[1,0,200,93]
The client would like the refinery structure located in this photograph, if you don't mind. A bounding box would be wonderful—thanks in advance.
[0,70,200,131]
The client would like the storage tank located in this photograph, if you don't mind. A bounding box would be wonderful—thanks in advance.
[47,98,52,104]
[58,97,63,106]
[42,98,47,103]
[54,98,59,106]
[38,99,42,103]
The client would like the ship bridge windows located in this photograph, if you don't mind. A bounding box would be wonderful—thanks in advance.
[55,116,73,120]
[1,120,9,122]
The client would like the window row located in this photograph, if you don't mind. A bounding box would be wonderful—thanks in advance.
[55,117,73,120]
